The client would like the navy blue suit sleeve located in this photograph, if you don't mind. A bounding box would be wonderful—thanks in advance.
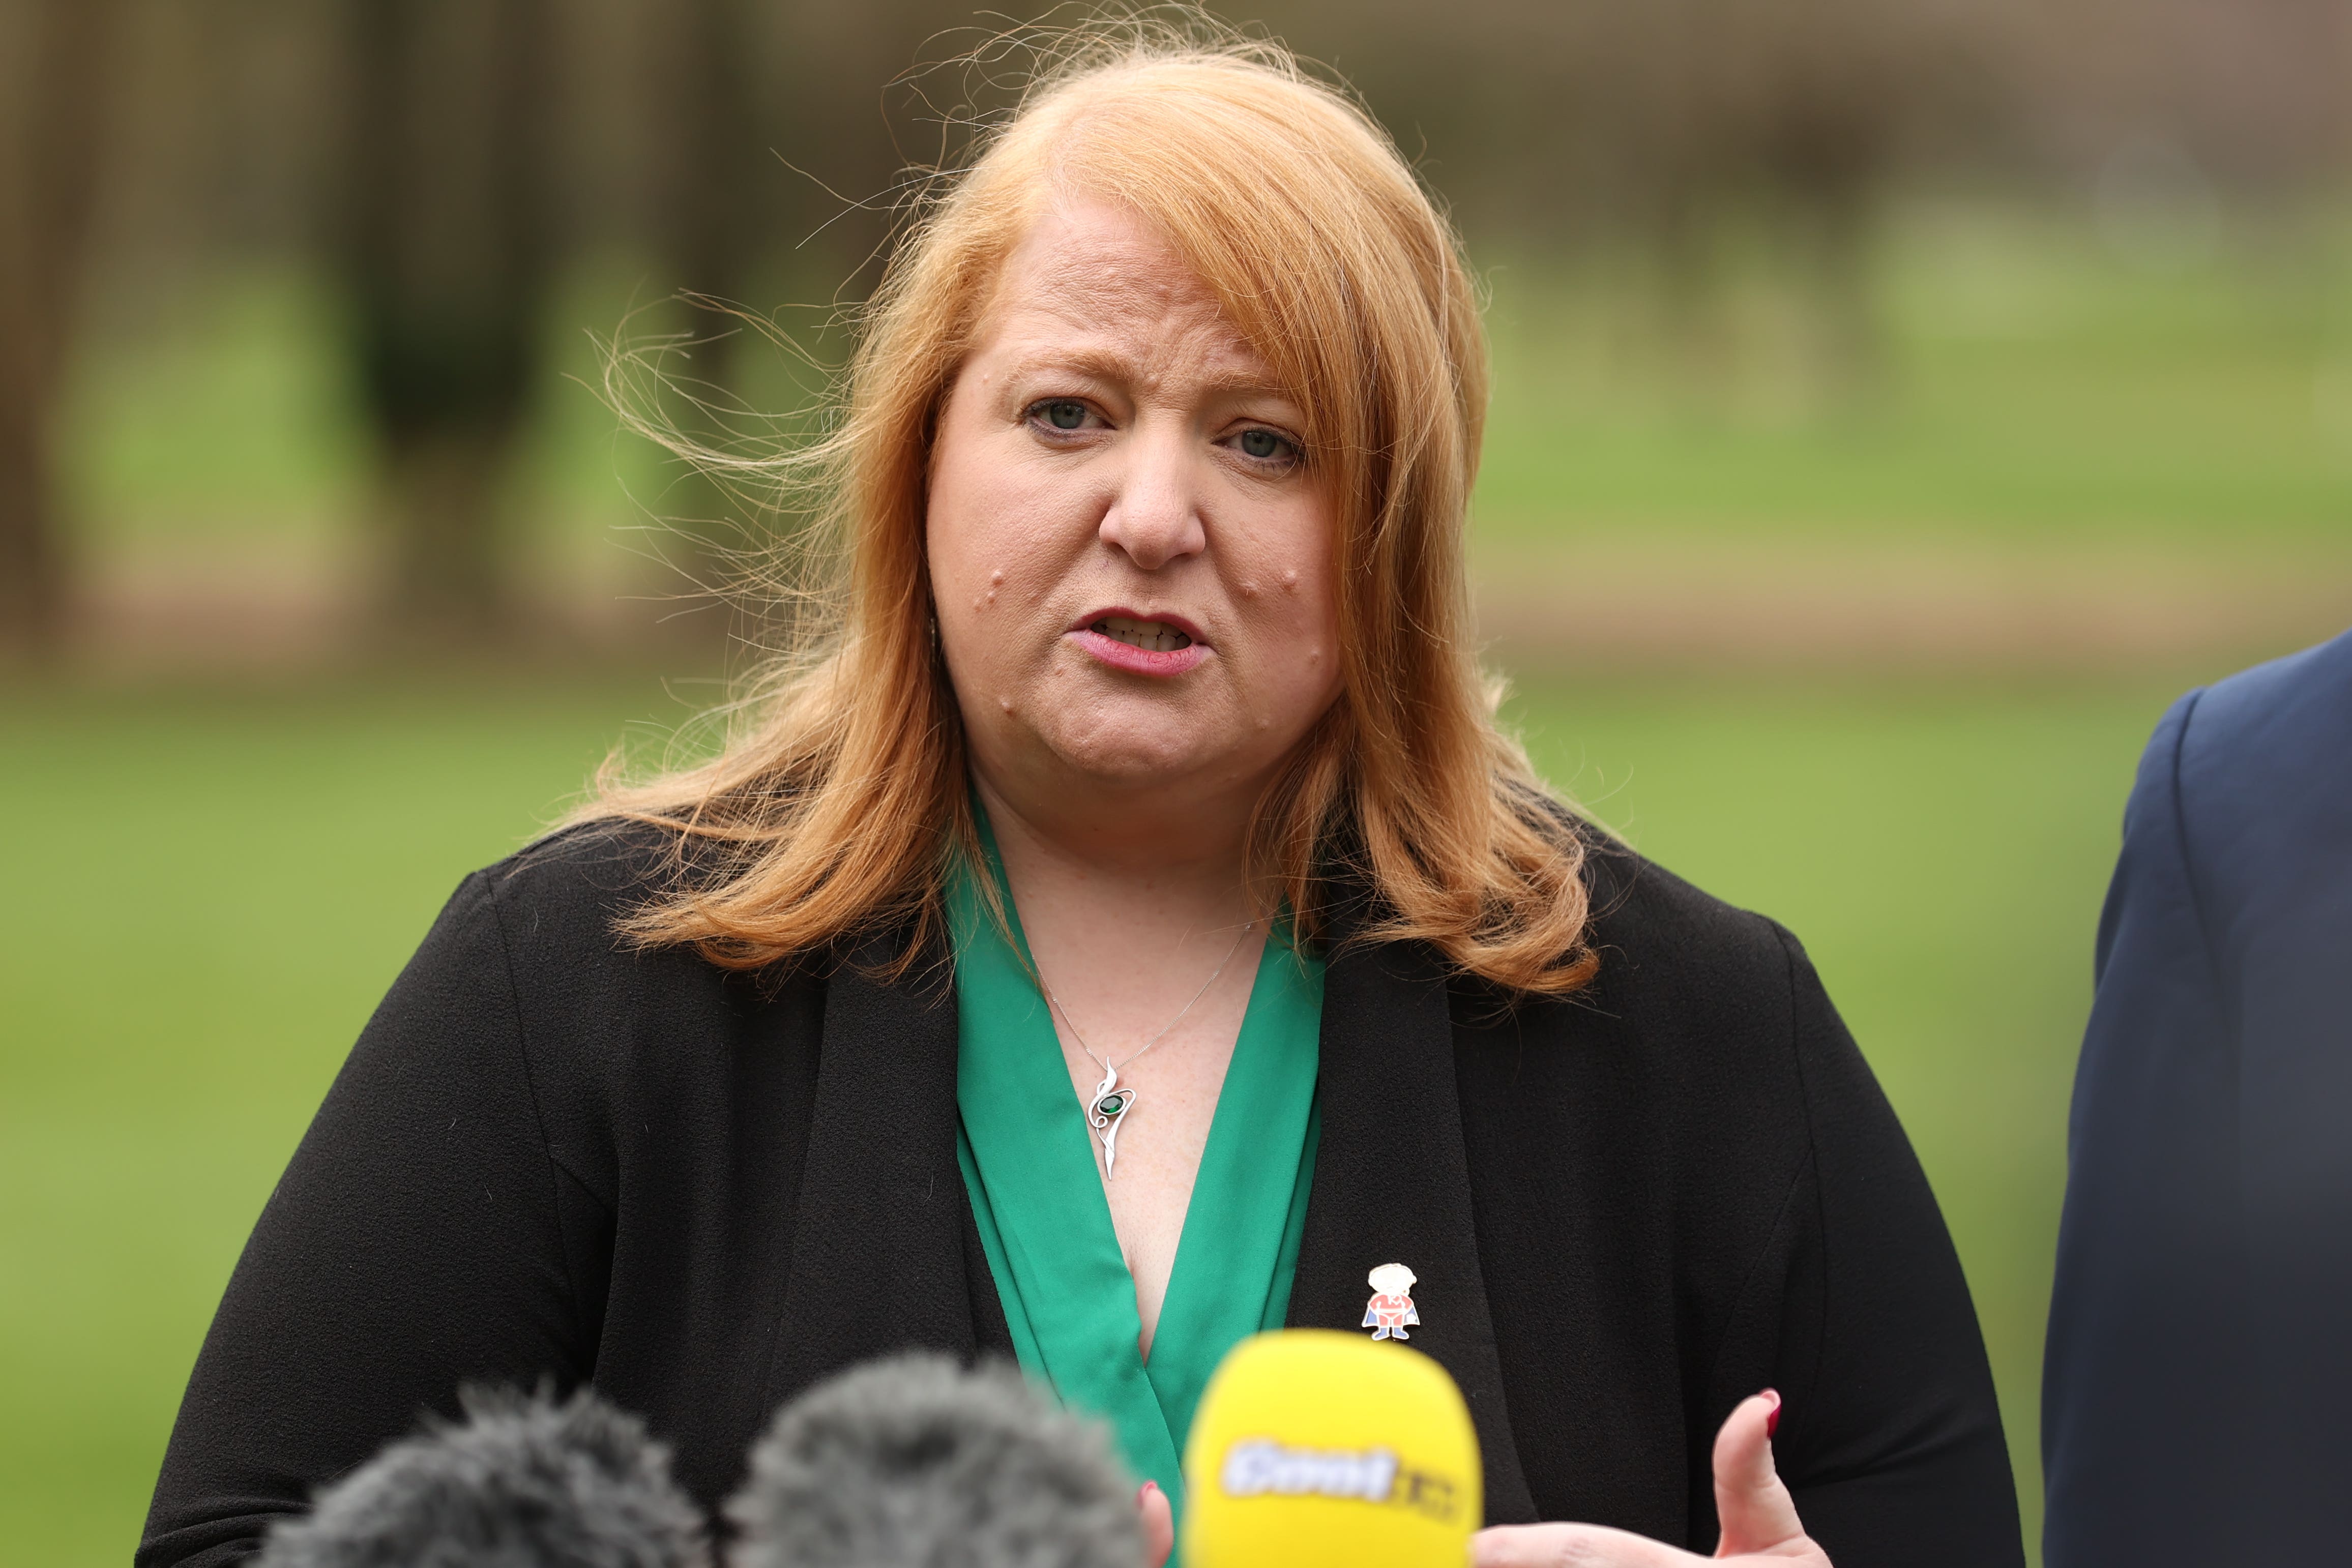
[2045,630,2352,1563]
[2175,635,2352,1553]
[2041,693,2248,1568]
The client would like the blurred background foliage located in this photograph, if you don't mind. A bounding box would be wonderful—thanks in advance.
[2,2,2348,1564]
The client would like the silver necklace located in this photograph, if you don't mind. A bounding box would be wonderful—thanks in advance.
[1040,920,1256,1177]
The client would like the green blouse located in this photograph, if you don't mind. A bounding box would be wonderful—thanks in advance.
[948,839,1323,1513]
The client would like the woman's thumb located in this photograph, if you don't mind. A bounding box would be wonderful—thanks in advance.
[1137,1480,1175,1568]
[1712,1391,1803,1558]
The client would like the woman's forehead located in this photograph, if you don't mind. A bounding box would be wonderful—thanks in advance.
[1002,198,1218,322]
[976,197,1286,392]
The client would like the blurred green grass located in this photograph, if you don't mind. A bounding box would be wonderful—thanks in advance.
[0,671,2186,1564]
[1478,206,2352,549]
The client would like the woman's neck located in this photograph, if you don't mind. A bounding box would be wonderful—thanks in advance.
[970,769,1257,943]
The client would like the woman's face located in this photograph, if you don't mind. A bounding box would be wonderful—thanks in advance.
[927,197,1343,817]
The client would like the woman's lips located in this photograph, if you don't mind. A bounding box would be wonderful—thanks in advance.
[1067,612,1210,676]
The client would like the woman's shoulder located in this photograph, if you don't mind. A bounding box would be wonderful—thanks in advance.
[474,815,695,951]
[405,817,826,1205]
[1452,825,1849,1241]
[1454,821,1825,1111]
[1570,824,1803,1007]
[413,815,813,1055]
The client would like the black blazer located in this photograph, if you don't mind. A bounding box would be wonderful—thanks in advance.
[140,824,2022,1567]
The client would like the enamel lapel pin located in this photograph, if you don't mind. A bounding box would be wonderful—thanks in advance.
[1363,1262,1420,1340]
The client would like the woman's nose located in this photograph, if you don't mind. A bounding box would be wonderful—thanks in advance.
[1096,432,1207,571]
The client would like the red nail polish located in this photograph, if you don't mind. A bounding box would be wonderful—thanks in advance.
[1763,1391,1782,1438]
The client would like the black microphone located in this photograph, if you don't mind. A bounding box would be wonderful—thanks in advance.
[728,1353,1143,1568]
[256,1385,708,1568]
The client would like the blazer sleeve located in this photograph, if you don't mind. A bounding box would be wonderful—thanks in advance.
[138,873,599,1568]
[2037,692,2252,1567]
[1765,929,2024,1568]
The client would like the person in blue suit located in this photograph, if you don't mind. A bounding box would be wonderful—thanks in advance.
[2043,628,2352,1565]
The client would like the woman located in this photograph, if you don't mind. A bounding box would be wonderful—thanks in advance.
[140,35,2022,1568]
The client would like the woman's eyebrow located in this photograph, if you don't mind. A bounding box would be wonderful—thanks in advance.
[1003,347,1134,386]
[1002,346,1297,410]
[1006,350,1287,395]
[1197,367,1300,407]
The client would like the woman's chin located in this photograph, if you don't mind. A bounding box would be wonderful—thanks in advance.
[991,684,1328,801]
[1028,721,1258,795]
[1047,739,1226,789]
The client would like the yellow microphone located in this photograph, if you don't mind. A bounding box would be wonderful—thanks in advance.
[1181,1329,1482,1568]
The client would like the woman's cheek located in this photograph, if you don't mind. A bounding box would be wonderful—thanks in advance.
[932,515,1072,717]
[1234,585,1341,731]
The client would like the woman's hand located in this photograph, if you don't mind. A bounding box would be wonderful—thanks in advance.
[1472,1393,1830,1567]
[1137,1478,1175,1568]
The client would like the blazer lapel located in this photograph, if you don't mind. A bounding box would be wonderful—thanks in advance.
[761,933,1005,1415]
[1290,938,1539,1525]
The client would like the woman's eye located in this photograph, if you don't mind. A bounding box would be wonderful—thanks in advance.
[1036,399,1089,431]
[1237,428,1292,462]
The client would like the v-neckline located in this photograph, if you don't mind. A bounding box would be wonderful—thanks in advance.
[948,826,1322,1510]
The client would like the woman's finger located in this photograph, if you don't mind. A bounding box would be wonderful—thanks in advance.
[1711,1391,1805,1557]
[1472,1407,1829,1568]
[1473,1521,1701,1567]
[1136,1479,1174,1568]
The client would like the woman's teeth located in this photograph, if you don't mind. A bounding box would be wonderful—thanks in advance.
[1093,616,1192,653]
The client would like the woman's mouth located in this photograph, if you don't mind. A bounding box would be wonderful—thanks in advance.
[1094,615,1192,653]
[1068,612,1210,676]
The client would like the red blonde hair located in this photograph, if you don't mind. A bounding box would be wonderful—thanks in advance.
[583,25,1595,994]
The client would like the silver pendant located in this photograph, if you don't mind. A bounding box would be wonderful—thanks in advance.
[1088,1066,1137,1175]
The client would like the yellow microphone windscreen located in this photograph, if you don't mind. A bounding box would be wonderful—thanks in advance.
[1180,1329,1482,1568]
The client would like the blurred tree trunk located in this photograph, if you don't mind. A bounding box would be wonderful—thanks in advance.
[1759,0,1902,400]
[0,0,120,657]
[344,0,551,642]
[651,0,762,614]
